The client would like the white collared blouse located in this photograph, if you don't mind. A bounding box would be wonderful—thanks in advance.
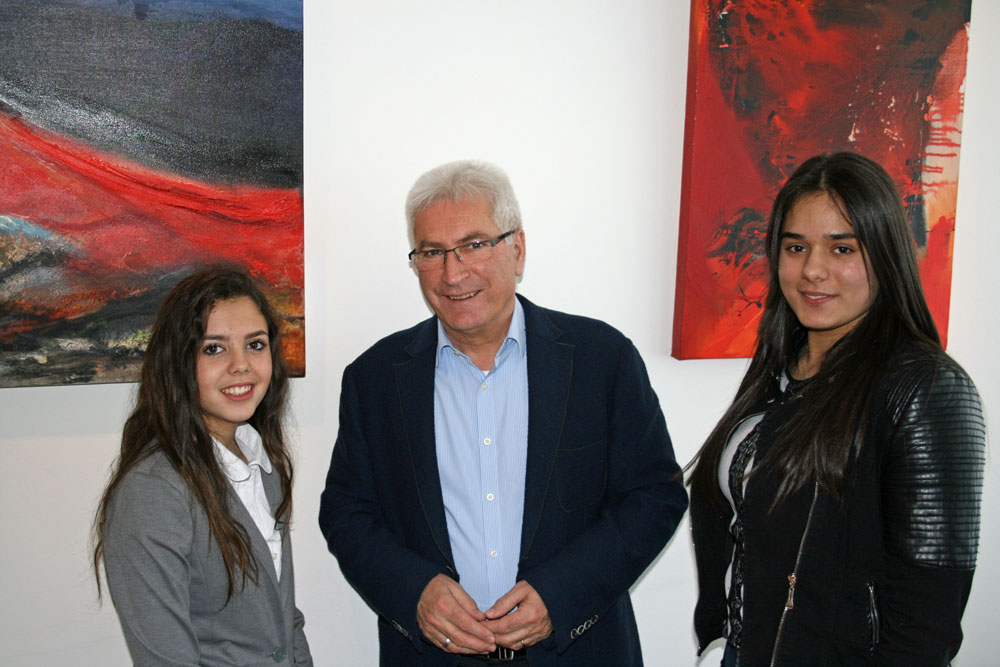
[213,423,283,580]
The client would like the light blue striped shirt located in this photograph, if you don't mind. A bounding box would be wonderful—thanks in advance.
[434,299,529,612]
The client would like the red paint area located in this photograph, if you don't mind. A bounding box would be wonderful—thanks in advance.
[0,112,304,373]
[673,0,968,358]
[1,113,302,283]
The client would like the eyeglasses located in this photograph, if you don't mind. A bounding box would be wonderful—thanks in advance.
[408,231,515,271]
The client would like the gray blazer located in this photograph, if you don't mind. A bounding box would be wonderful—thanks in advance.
[104,450,312,666]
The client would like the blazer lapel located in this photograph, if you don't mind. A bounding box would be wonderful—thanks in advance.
[518,297,573,560]
[232,466,283,607]
[395,318,456,568]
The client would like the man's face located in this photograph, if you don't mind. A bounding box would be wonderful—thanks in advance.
[413,196,525,352]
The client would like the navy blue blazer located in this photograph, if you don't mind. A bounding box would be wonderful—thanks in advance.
[319,295,688,666]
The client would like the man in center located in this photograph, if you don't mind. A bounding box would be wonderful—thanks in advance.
[319,160,687,666]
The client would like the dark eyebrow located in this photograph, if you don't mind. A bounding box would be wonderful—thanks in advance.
[779,232,856,240]
[202,330,268,342]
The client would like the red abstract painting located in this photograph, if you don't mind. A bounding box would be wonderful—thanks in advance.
[673,0,970,358]
[0,1,303,387]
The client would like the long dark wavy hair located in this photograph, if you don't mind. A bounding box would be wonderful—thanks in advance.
[93,268,293,598]
[688,152,941,506]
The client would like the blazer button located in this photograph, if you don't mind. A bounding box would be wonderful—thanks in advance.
[271,645,286,662]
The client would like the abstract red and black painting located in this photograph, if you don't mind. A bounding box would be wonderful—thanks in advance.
[0,1,304,387]
[673,0,970,358]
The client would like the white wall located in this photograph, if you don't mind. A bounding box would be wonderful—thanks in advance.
[1,1,996,665]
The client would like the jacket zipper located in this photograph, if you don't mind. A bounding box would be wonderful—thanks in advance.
[867,581,881,654]
[769,478,820,667]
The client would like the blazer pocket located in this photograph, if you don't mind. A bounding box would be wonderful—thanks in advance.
[555,438,607,512]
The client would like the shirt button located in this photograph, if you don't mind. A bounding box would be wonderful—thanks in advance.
[486,493,495,501]
[481,383,488,390]
[490,550,498,558]
[483,437,491,445]
[271,551,279,561]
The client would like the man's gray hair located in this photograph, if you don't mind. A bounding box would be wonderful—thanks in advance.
[405,160,523,248]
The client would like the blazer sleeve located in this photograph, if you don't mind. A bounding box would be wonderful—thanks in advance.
[103,468,202,667]
[521,339,689,653]
[292,603,312,665]
[874,359,986,665]
[281,534,313,666]
[318,363,447,650]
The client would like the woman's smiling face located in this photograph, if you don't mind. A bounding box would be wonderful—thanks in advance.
[778,192,877,349]
[196,296,272,447]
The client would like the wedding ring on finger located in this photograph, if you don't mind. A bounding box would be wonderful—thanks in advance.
[444,637,452,648]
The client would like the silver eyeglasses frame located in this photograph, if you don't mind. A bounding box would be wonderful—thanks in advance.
[408,230,515,270]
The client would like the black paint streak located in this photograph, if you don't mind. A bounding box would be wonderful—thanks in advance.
[0,2,302,187]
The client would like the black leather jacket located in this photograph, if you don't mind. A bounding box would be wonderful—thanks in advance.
[691,346,985,666]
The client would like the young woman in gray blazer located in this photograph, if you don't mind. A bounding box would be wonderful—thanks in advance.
[93,269,312,666]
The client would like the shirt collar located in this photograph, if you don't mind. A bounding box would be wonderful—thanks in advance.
[436,297,527,367]
[212,422,273,482]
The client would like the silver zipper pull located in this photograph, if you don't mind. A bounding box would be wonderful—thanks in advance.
[784,573,797,610]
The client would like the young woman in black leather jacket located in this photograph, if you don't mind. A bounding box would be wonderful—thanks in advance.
[687,152,986,667]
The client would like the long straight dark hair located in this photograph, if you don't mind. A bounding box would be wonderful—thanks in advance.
[93,268,294,598]
[688,152,941,506]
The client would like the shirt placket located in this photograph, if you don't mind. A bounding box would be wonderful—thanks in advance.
[476,359,505,603]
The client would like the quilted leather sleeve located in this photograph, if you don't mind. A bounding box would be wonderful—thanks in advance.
[881,357,986,568]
